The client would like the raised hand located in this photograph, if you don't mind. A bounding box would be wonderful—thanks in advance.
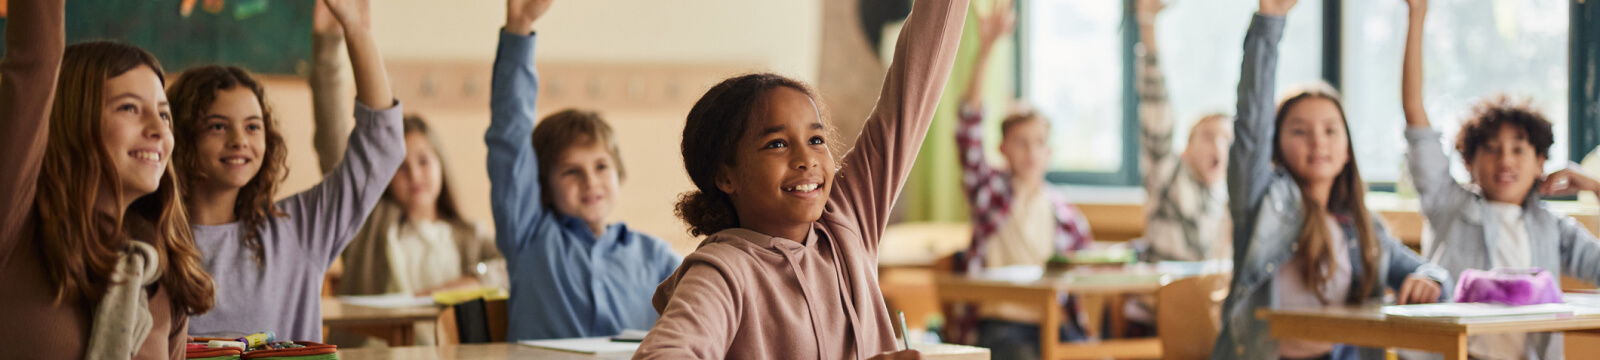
[1405,0,1427,16]
[977,0,1015,50]
[506,0,555,36]
[321,0,372,32]
[320,0,394,110]
[1540,166,1600,197]
[1259,0,1297,16]
[1136,0,1166,22]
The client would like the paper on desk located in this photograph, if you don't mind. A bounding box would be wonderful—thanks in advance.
[336,294,435,308]
[1382,303,1576,323]
[520,337,641,355]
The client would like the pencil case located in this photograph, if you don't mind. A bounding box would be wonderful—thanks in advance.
[187,337,338,360]
[1453,268,1562,306]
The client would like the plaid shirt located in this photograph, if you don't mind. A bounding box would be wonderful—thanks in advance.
[955,105,1094,272]
[1136,41,1231,262]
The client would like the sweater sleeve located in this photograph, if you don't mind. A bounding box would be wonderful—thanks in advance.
[1228,14,1285,260]
[0,0,65,266]
[485,30,549,259]
[827,0,968,254]
[1403,128,1475,229]
[280,100,406,269]
[633,263,740,360]
[1557,214,1600,285]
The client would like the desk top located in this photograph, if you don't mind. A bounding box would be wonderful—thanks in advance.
[321,298,441,327]
[935,261,1231,295]
[337,343,990,360]
[1262,306,1600,335]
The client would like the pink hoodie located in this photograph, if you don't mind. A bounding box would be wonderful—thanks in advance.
[633,0,967,359]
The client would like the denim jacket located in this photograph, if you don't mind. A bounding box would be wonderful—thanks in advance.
[1211,14,1453,360]
[1408,127,1600,360]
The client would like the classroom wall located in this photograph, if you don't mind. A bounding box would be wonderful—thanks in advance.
[263,0,824,255]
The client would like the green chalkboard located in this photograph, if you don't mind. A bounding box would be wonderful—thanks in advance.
[0,0,313,75]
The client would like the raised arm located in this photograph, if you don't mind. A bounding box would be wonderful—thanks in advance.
[0,0,65,265]
[309,0,354,174]
[1136,0,1175,194]
[1228,0,1291,253]
[284,0,406,265]
[954,0,1012,270]
[486,0,554,257]
[828,0,968,251]
[1399,0,1429,129]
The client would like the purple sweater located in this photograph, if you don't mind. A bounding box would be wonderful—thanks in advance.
[187,100,405,341]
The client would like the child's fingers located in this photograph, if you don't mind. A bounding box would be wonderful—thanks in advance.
[1398,279,1417,305]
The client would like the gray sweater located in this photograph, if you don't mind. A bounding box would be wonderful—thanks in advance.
[187,100,405,341]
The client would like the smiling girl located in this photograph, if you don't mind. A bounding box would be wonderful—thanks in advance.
[0,1,215,358]
[169,0,404,341]
[632,0,966,358]
[1212,0,1451,359]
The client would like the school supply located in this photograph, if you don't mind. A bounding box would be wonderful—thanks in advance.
[897,311,911,351]
[1381,303,1575,323]
[519,336,641,356]
[186,336,337,359]
[608,329,649,343]
[1453,268,1563,306]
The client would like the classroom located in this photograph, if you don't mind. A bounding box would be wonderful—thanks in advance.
[1,0,1599,359]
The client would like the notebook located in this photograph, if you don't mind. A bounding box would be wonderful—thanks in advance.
[1381,303,1575,323]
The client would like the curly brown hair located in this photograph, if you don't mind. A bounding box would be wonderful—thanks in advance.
[675,73,821,237]
[1454,95,1554,163]
[167,66,289,268]
[39,41,214,315]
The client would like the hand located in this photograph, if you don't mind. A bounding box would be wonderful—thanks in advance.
[506,0,555,36]
[313,0,342,35]
[1404,0,1427,16]
[320,0,371,32]
[1540,165,1600,197]
[1136,0,1167,21]
[1396,275,1442,305]
[1259,0,1298,16]
[976,0,1015,49]
[867,350,923,360]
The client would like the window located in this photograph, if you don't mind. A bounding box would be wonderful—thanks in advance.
[1021,0,1325,185]
[1342,0,1569,182]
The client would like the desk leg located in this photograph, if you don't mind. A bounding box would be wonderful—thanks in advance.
[1108,294,1127,338]
[1042,292,1062,360]
[1440,335,1467,360]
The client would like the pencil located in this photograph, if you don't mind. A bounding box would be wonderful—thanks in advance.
[896,311,911,351]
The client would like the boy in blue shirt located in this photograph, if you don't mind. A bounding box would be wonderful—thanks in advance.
[487,0,682,341]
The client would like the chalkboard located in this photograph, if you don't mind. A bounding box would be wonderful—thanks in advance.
[0,0,313,75]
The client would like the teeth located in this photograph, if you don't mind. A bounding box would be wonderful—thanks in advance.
[787,183,819,192]
[131,152,160,161]
[223,158,248,165]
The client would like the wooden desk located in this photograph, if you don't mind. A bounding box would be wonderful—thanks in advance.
[934,264,1226,360]
[337,342,990,360]
[1263,306,1600,360]
[321,298,441,346]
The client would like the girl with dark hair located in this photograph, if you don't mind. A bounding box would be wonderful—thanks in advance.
[0,1,216,358]
[171,0,405,341]
[1212,0,1451,359]
[633,0,967,358]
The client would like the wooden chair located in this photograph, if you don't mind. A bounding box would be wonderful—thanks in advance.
[435,297,509,345]
[1156,272,1230,360]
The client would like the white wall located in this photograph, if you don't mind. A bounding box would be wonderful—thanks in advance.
[372,0,823,83]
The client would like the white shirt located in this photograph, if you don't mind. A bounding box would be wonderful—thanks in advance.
[1276,215,1351,359]
[1469,203,1532,360]
[979,190,1060,322]
[385,220,464,294]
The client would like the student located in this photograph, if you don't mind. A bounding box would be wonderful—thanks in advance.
[1212,0,1452,359]
[172,0,404,341]
[488,0,682,341]
[631,0,966,358]
[949,0,1092,356]
[339,115,505,298]
[0,1,216,358]
[1136,0,1233,263]
[1400,0,1600,358]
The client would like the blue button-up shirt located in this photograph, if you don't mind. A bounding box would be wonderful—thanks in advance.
[486,30,683,341]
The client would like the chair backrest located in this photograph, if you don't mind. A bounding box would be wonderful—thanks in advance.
[435,297,509,345]
[1156,273,1230,360]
